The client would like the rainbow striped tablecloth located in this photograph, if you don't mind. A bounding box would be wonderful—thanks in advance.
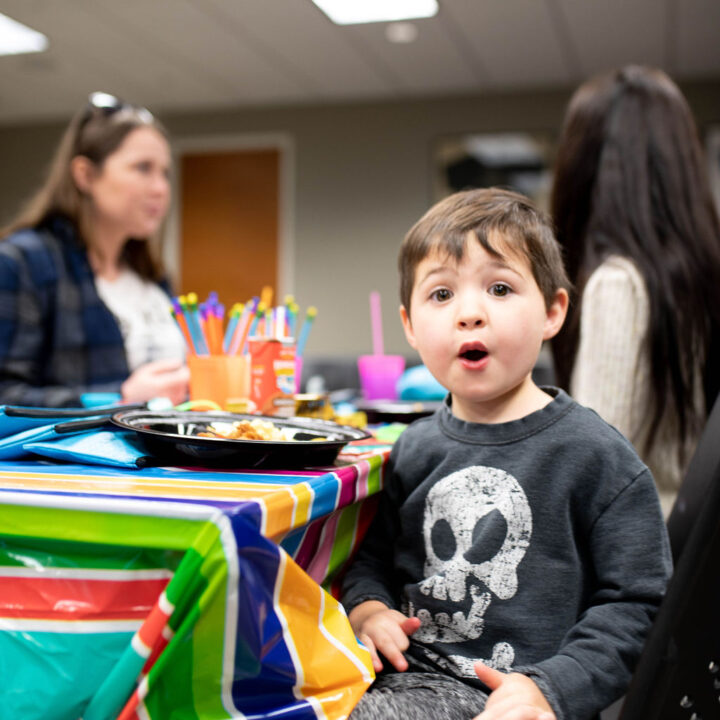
[0,440,390,720]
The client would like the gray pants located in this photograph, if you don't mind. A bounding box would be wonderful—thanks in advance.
[350,671,489,720]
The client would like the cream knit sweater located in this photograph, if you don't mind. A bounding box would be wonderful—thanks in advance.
[570,256,702,517]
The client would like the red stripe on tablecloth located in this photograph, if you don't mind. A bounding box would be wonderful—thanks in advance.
[0,576,169,620]
[137,595,173,654]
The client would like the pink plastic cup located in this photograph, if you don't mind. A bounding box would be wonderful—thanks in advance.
[357,354,406,401]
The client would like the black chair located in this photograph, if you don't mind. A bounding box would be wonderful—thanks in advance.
[618,392,720,719]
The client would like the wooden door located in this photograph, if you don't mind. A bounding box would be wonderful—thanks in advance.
[179,148,279,309]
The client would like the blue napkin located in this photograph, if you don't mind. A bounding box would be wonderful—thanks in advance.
[0,423,59,459]
[25,429,153,468]
[0,404,141,439]
[0,408,155,467]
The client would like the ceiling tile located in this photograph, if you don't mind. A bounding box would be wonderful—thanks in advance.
[555,0,666,78]
[439,0,572,88]
[342,16,480,96]
[0,0,717,124]
[197,0,396,99]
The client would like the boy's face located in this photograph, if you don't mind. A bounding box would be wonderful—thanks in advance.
[400,233,568,423]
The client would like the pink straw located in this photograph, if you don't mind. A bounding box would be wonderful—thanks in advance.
[369,290,384,356]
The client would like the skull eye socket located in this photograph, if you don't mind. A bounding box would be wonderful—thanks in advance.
[430,518,456,561]
[464,509,507,566]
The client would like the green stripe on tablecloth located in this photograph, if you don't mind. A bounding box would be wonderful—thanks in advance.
[323,500,361,591]
[0,503,205,550]
[0,537,184,571]
[366,450,386,495]
[143,522,233,719]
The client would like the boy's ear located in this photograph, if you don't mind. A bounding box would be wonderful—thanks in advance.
[542,288,569,341]
[399,305,418,350]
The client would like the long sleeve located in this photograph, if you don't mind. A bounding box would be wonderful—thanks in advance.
[570,256,651,444]
[570,255,694,515]
[0,240,79,406]
[519,467,671,719]
[0,227,128,407]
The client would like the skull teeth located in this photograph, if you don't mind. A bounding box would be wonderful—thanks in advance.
[411,588,491,644]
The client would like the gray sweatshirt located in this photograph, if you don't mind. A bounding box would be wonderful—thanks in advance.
[342,388,672,720]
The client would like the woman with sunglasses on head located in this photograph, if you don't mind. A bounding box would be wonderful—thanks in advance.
[0,92,189,407]
[550,66,720,516]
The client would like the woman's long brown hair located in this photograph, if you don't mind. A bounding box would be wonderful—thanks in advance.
[551,66,720,454]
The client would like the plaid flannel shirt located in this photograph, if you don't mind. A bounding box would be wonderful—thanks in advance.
[0,215,135,407]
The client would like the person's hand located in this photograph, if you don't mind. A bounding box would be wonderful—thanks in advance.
[121,358,190,405]
[348,600,421,673]
[472,662,555,720]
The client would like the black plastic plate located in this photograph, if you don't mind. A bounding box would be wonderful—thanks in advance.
[355,400,441,424]
[111,409,371,469]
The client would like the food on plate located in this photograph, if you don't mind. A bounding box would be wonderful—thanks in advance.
[198,418,293,441]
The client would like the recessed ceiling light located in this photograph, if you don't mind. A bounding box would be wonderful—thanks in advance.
[311,0,438,25]
[386,22,419,43]
[0,12,48,56]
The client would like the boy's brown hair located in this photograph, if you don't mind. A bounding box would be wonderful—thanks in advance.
[399,188,571,314]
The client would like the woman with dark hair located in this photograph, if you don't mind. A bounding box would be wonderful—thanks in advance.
[0,92,188,407]
[551,65,720,514]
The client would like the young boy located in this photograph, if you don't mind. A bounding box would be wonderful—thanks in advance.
[341,188,672,720]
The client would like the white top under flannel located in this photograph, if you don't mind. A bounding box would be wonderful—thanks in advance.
[95,268,185,371]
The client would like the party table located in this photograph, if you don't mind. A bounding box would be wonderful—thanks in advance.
[0,439,389,720]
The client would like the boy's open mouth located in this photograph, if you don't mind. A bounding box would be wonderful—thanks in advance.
[459,343,488,361]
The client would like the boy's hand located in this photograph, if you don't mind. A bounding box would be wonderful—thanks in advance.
[348,600,421,673]
[472,662,555,720]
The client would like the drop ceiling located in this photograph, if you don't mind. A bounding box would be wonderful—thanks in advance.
[0,0,718,125]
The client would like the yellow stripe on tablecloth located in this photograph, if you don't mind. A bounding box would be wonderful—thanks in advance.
[0,470,318,539]
[274,550,373,717]
[255,481,314,539]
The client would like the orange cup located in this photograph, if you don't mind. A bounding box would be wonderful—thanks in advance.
[187,354,250,410]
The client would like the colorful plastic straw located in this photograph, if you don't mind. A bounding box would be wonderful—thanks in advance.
[245,303,266,346]
[296,306,317,358]
[369,290,384,356]
[209,297,224,354]
[283,295,294,338]
[209,304,224,355]
[171,299,195,355]
[182,294,209,356]
[263,305,272,338]
[260,285,274,310]
[229,297,259,355]
[173,290,316,360]
[275,305,286,340]
[287,302,299,339]
[223,303,243,353]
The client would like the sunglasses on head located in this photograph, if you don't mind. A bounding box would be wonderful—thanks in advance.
[83,91,153,124]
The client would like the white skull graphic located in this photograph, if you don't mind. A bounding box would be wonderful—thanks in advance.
[410,465,532,671]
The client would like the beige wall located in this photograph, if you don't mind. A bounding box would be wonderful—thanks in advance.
[2,83,719,359]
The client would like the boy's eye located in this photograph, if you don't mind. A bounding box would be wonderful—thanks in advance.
[489,283,511,297]
[430,288,452,302]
